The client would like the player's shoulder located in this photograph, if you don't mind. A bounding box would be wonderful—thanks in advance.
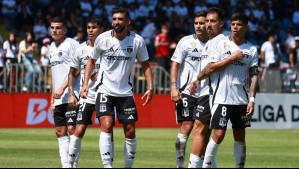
[65,38,80,45]
[245,40,258,55]
[129,31,145,41]
[75,42,87,53]
[95,30,113,43]
[179,35,195,44]
[210,33,227,47]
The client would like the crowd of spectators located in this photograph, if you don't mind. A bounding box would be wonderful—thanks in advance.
[0,0,299,92]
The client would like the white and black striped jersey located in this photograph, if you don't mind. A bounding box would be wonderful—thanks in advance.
[171,34,207,98]
[71,42,101,104]
[49,38,80,106]
[199,34,227,97]
[209,37,258,105]
[92,30,149,97]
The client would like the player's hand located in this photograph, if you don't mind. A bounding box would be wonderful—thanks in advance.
[246,101,255,117]
[80,85,89,99]
[189,82,198,96]
[142,89,154,106]
[68,94,78,109]
[53,87,64,99]
[90,72,98,82]
[171,87,182,103]
[232,50,243,60]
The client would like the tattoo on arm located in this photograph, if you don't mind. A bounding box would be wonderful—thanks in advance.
[197,66,211,81]
[250,75,258,98]
[68,67,77,96]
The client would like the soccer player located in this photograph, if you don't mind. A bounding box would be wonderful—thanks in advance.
[49,17,80,168]
[67,16,106,168]
[81,7,154,168]
[194,13,259,168]
[170,11,209,168]
[188,8,243,168]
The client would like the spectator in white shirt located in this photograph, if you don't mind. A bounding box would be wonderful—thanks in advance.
[260,33,282,68]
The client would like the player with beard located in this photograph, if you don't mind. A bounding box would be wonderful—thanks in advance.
[194,13,258,168]
[81,7,154,168]
[188,8,243,168]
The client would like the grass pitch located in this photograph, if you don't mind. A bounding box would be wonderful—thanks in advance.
[0,128,298,168]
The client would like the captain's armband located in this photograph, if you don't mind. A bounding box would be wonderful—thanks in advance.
[249,66,259,77]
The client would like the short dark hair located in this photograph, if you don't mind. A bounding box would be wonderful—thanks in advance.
[87,16,104,27]
[207,7,224,21]
[194,11,207,19]
[50,17,67,27]
[231,13,249,25]
[112,7,130,19]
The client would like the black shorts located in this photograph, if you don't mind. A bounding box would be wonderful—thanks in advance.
[76,102,95,125]
[210,104,251,130]
[54,104,78,127]
[95,93,138,124]
[194,95,211,125]
[175,93,197,123]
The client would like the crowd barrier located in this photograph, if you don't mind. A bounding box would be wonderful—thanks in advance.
[0,94,298,129]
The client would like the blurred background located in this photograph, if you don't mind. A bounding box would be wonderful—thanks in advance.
[0,0,299,94]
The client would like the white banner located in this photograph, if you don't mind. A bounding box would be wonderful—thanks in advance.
[250,94,299,129]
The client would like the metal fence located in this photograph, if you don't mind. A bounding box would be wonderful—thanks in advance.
[259,68,299,93]
[0,63,171,94]
[1,63,298,94]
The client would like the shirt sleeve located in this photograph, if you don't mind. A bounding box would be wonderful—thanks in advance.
[136,38,149,62]
[171,38,185,64]
[3,41,8,50]
[69,39,79,56]
[261,42,267,52]
[93,37,102,60]
[70,47,81,69]
[19,41,26,54]
[249,47,259,68]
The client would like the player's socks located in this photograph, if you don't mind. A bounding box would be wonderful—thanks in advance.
[68,135,81,167]
[175,133,188,168]
[234,141,246,168]
[58,136,70,168]
[99,132,113,168]
[188,154,204,168]
[203,139,219,168]
[124,138,136,168]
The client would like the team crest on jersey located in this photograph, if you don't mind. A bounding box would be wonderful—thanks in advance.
[105,39,112,48]
[224,42,230,51]
[191,42,196,48]
[127,46,133,54]
[58,51,63,57]
[82,48,89,56]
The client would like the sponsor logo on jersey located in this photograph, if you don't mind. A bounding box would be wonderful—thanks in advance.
[107,56,133,61]
[224,50,232,56]
[50,61,63,67]
[231,61,246,66]
[192,48,199,53]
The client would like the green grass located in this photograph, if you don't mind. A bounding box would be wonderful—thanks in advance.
[0,128,298,168]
